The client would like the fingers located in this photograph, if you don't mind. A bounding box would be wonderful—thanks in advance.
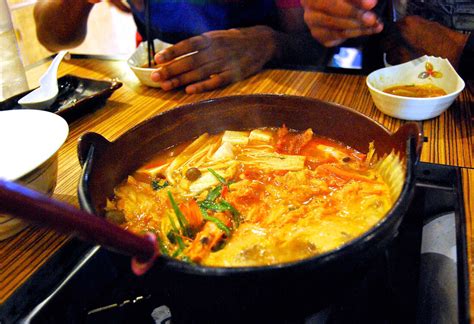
[347,0,378,11]
[90,0,132,13]
[150,50,246,94]
[301,0,383,46]
[302,0,377,23]
[108,0,132,12]
[156,59,227,91]
[185,71,236,94]
[151,52,242,93]
[304,10,377,30]
[151,47,224,79]
[130,0,144,11]
[149,28,267,94]
[305,22,383,48]
[150,34,235,92]
[302,0,377,12]
[155,35,212,63]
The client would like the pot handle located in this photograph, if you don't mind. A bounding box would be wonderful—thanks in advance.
[391,122,423,159]
[77,132,111,168]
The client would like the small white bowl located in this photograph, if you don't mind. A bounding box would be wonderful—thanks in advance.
[0,109,69,240]
[366,56,465,120]
[127,39,172,88]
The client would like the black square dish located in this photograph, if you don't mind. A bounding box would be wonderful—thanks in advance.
[0,75,122,123]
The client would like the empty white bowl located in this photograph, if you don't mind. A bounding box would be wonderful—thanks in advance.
[366,56,465,120]
[127,39,172,88]
[0,109,69,240]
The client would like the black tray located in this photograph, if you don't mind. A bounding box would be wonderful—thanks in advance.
[0,75,122,123]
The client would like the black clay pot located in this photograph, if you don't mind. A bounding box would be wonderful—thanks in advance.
[77,95,422,323]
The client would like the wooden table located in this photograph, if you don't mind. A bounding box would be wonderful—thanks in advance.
[1,57,473,321]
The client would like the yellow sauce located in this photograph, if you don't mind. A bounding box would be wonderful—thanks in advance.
[383,84,446,98]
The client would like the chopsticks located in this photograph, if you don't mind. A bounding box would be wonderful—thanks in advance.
[0,179,157,263]
[144,0,155,67]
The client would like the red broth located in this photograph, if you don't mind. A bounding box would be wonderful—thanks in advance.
[105,126,399,267]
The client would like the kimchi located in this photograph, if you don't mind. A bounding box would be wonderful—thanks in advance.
[105,126,404,267]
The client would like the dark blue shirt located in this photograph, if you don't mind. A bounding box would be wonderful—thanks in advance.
[129,0,279,44]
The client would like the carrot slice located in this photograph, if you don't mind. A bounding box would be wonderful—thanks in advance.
[317,165,376,183]
[179,199,203,229]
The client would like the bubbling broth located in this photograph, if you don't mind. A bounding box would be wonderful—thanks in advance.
[383,84,447,97]
[106,126,403,267]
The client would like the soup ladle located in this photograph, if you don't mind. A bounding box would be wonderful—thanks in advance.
[0,179,158,275]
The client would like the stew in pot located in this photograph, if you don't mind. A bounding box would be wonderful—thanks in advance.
[105,126,404,267]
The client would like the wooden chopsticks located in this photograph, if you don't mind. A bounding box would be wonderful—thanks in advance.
[144,0,155,67]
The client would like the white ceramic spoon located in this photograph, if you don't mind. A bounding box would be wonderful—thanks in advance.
[18,50,69,109]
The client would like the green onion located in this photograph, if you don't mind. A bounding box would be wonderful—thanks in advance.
[208,168,226,184]
[176,236,186,250]
[199,205,231,236]
[156,234,169,256]
[171,234,187,258]
[167,213,179,233]
[204,215,231,236]
[172,246,183,258]
[200,199,238,215]
[176,235,186,249]
[167,191,190,237]
[199,200,224,212]
[219,199,241,227]
[151,179,169,191]
[206,185,222,202]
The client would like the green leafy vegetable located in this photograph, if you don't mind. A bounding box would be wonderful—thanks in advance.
[156,234,169,256]
[219,199,241,227]
[151,179,169,191]
[167,191,190,237]
[208,168,227,184]
[199,205,231,236]
[206,185,222,202]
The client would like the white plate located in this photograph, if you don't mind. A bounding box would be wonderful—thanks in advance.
[0,109,69,180]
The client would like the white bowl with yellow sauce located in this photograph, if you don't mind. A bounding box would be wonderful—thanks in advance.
[366,55,465,121]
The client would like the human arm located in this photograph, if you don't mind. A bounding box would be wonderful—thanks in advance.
[382,16,470,71]
[34,1,94,52]
[150,6,324,94]
[300,0,383,47]
[33,0,139,52]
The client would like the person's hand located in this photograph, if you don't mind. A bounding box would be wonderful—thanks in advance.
[300,0,383,47]
[87,0,144,12]
[150,26,277,94]
[382,16,469,68]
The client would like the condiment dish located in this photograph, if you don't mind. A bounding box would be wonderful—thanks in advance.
[127,39,172,88]
[366,55,465,120]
